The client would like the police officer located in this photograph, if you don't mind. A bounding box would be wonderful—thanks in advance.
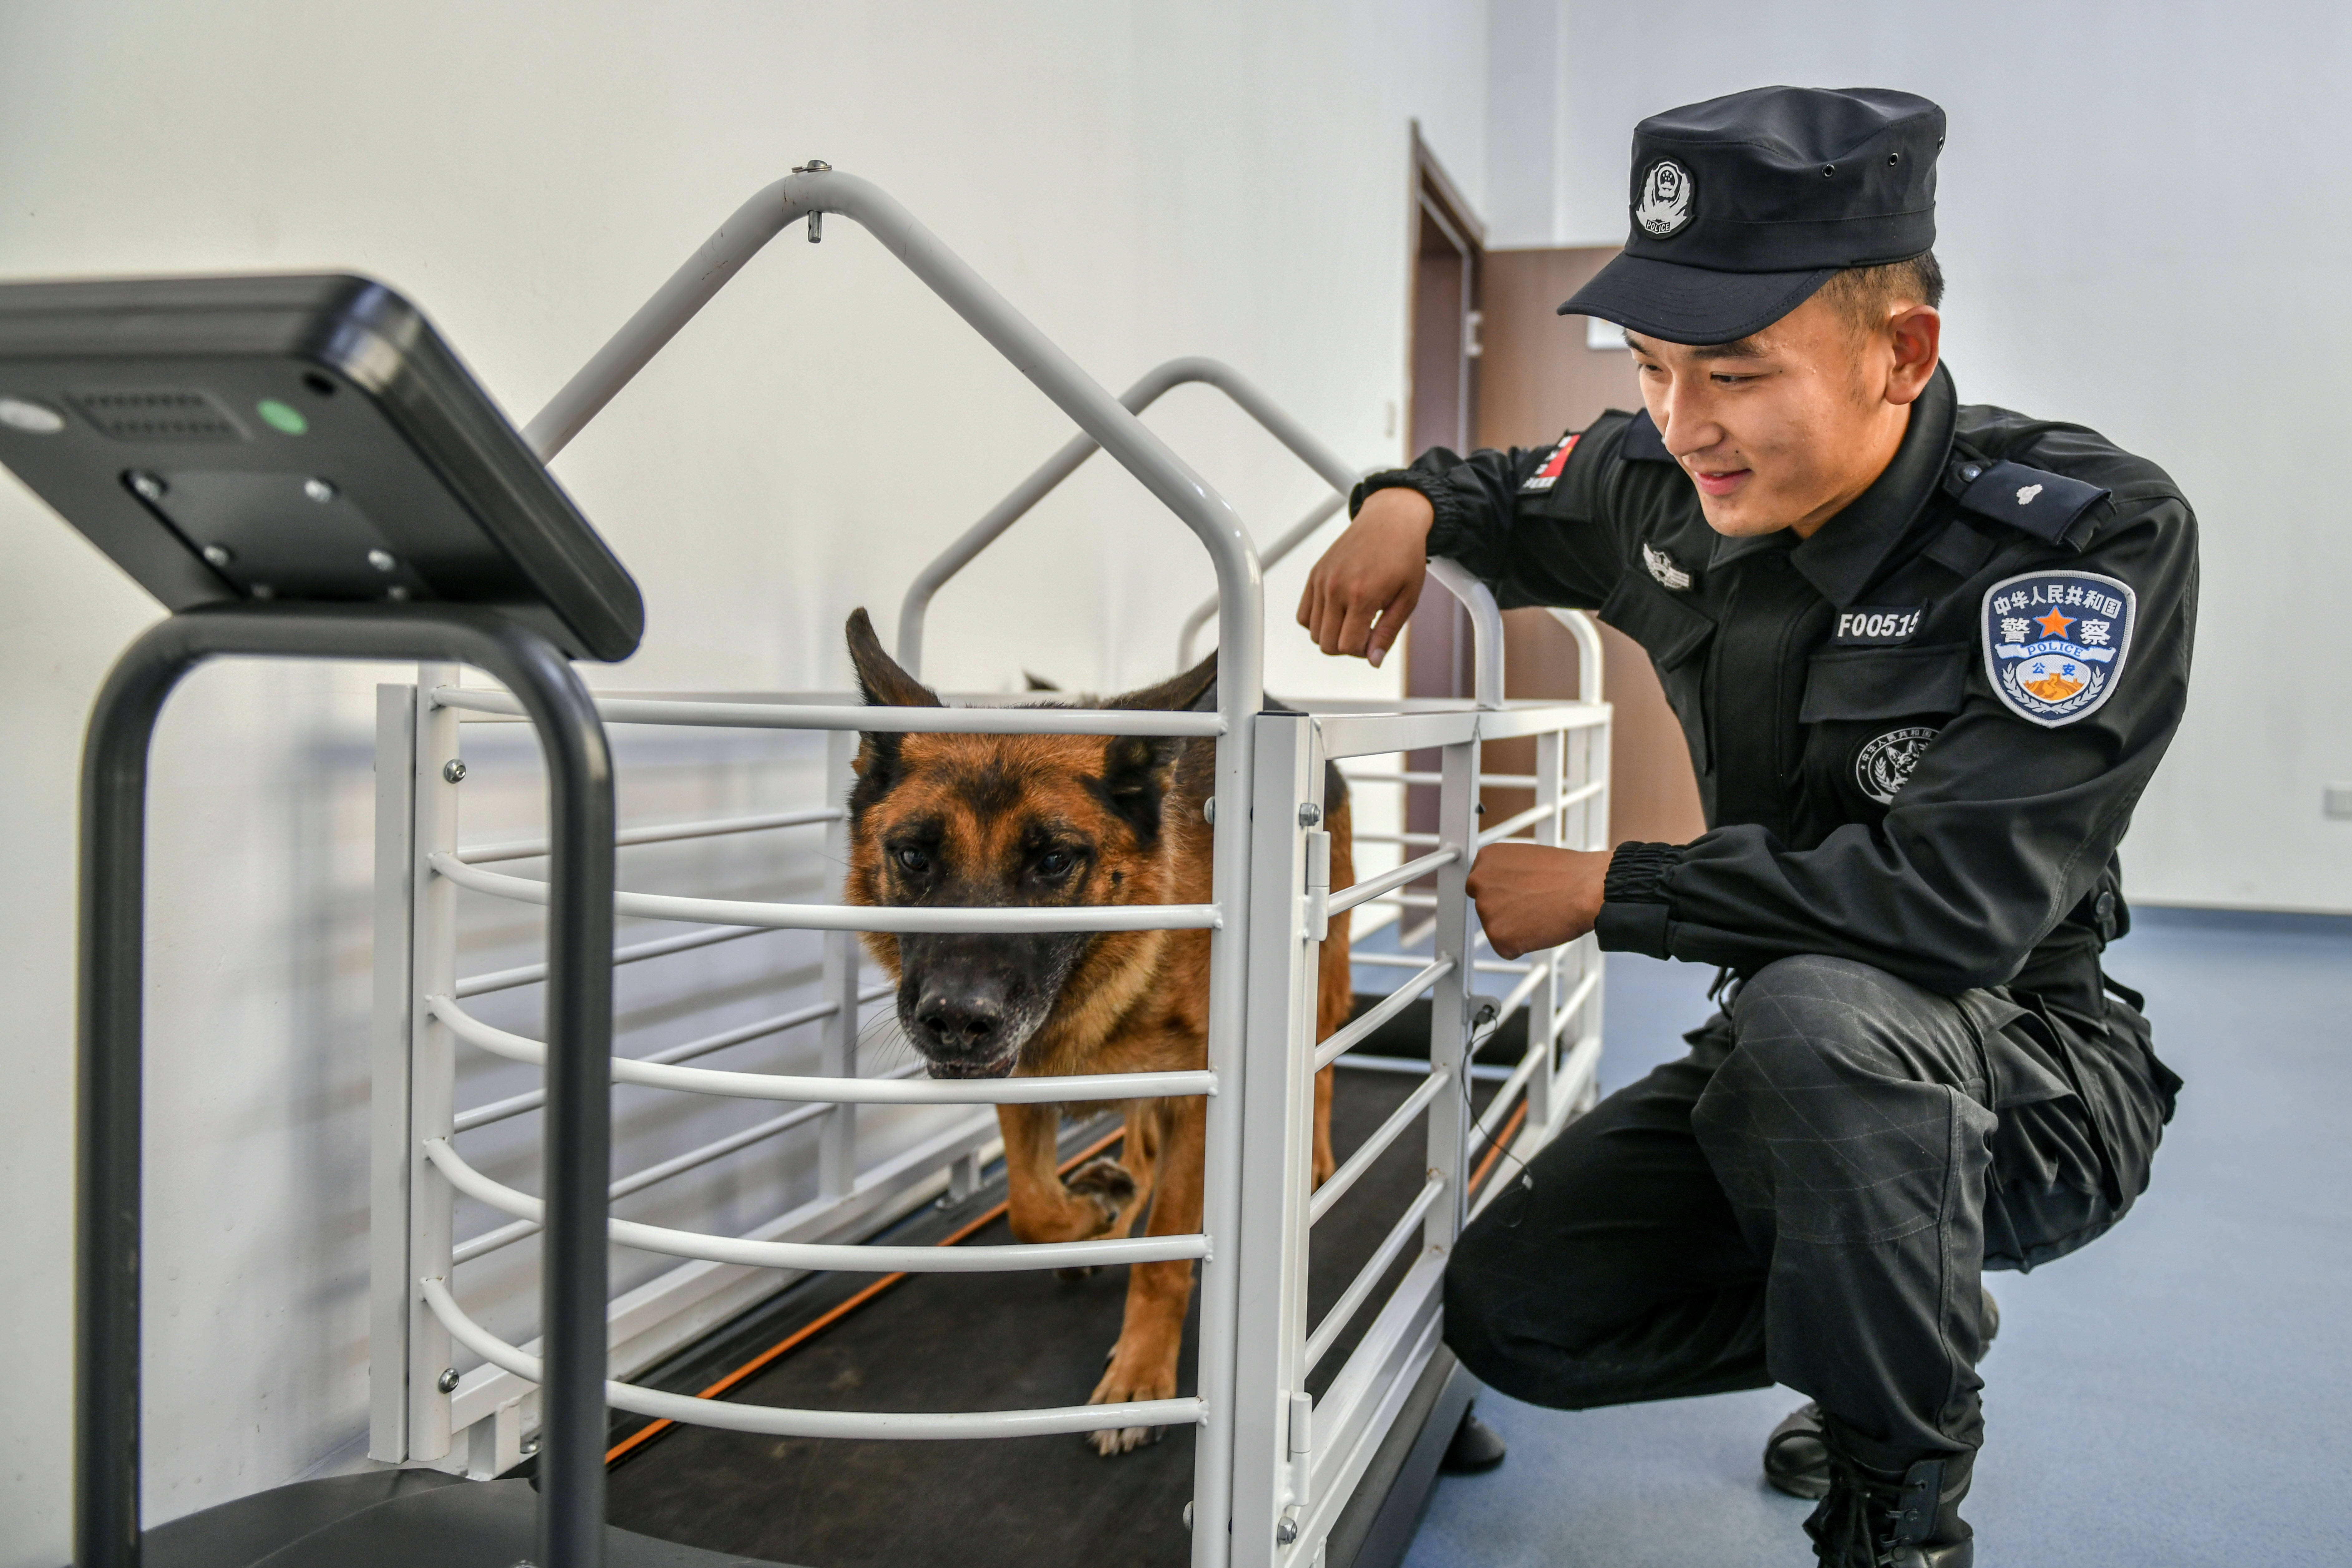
[1299,87,2192,1566]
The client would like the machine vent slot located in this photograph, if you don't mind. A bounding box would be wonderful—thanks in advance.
[69,389,247,442]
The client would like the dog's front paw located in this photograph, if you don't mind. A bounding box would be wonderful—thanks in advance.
[1085,1335,1179,1457]
[1064,1158,1138,1230]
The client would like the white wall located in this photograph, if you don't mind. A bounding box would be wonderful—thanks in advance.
[0,3,1480,1554]
[1480,0,2352,913]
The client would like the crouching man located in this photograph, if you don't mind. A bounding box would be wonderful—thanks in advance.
[1299,86,2192,1566]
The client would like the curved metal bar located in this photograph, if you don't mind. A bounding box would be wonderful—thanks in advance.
[430,993,1215,1106]
[422,1276,1202,1441]
[425,1138,1207,1274]
[1176,488,1347,667]
[1545,607,1606,706]
[429,850,1222,934]
[1425,557,1507,709]
[433,685,1223,737]
[896,355,1354,677]
[458,805,842,865]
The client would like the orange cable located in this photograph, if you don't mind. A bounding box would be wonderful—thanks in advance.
[1465,1099,1528,1199]
[604,1125,1128,1466]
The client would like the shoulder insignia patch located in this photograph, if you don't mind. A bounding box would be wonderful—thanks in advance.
[1982,570,2136,727]
[1957,460,2111,550]
[1520,432,1580,493]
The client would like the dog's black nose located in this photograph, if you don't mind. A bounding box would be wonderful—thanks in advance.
[915,991,1004,1054]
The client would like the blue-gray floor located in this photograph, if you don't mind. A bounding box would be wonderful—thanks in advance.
[1403,909,2352,1566]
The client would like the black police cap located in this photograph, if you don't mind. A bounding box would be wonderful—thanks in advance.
[1560,86,1944,345]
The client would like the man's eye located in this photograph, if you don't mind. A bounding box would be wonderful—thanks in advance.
[895,846,929,873]
[1036,849,1074,878]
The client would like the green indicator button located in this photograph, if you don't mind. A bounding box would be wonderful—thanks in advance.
[255,398,308,435]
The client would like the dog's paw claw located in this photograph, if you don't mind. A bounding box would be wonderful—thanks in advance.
[1053,1265,1100,1282]
[1064,1158,1138,1226]
[1086,1424,1161,1457]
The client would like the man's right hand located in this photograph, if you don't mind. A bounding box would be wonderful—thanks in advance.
[1296,486,1436,668]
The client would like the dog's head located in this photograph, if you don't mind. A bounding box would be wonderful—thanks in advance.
[839,609,1214,1079]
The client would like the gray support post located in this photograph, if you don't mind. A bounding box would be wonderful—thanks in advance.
[74,605,614,1568]
[367,684,418,1464]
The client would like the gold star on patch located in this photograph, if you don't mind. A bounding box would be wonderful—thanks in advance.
[2034,607,2075,639]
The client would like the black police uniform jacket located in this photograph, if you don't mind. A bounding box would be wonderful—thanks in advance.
[1358,364,2194,1247]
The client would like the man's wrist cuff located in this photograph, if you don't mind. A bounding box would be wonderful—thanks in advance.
[1594,841,1681,960]
[1348,470,1464,546]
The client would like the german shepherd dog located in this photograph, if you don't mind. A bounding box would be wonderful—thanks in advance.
[839,610,1353,1454]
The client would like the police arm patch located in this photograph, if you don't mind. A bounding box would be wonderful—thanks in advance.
[1982,570,2136,727]
[1520,431,1579,493]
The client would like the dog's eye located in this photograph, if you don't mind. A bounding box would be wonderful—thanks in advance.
[895,846,930,874]
[1036,849,1074,878]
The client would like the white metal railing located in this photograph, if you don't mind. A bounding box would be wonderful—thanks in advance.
[357,165,1613,1568]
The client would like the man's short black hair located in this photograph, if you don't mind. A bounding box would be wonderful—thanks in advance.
[1817,251,1945,336]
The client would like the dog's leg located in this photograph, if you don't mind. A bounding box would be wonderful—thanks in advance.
[1075,1100,1160,1243]
[1086,1093,1204,1455]
[999,1102,1130,1245]
[1311,892,1353,1188]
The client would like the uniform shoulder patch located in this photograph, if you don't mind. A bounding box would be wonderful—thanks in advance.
[1520,431,1580,493]
[1957,460,2111,550]
[1982,570,2136,727]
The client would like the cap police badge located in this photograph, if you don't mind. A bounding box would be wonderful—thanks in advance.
[1855,726,1937,805]
[1635,160,1694,237]
[1982,570,2136,728]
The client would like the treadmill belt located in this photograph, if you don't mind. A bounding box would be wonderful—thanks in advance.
[606,1051,1498,1568]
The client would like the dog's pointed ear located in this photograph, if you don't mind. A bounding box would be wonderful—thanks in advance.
[1091,653,1215,842]
[846,609,942,708]
[1108,651,1217,715]
[845,610,941,819]
[1093,731,1187,842]
[1023,671,1062,692]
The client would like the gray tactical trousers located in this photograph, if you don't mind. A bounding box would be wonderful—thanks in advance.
[1443,953,2176,1468]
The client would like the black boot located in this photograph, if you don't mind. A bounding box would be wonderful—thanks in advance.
[1803,1442,1974,1567]
[1763,1288,1999,1500]
[1439,1405,1507,1474]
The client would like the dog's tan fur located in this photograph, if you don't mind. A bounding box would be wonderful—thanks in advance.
[839,610,1353,1454]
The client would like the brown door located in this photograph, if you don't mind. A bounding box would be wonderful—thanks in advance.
[1460,245,1707,848]
[1399,133,1484,853]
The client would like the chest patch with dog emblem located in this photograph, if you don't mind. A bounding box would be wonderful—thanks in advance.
[1643,541,1694,591]
[1982,569,2136,727]
[1855,726,1938,805]
[1520,432,1580,493]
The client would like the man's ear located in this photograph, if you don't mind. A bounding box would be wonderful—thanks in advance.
[845,609,943,708]
[1884,304,1941,407]
[1108,651,1217,715]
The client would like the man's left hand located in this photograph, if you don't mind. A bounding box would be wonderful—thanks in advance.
[1465,843,1611,959]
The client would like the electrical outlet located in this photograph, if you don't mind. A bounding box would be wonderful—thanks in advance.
[2325,783,2352,820]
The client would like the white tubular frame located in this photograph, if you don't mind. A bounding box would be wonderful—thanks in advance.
[365,167,1612,1566]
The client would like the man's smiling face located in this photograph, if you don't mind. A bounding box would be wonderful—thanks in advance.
[1624,289,1941,541]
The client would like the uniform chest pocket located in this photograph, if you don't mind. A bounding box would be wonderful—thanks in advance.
[1601,567,1717,772]
[1800,644,1970,722]
[1600,568,1714,670]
